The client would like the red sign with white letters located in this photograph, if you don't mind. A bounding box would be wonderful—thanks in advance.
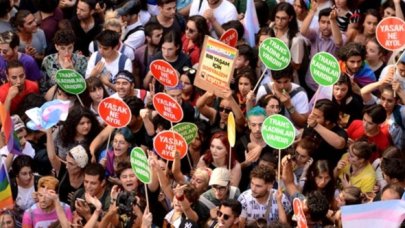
[220,29,238,47]
[150,60,179,87]
[154,130,188,161]
[152,92,183,123]
[376,17,405,51]
[98,97,131,128]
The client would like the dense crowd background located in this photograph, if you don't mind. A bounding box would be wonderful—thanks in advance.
[0,0,404,227]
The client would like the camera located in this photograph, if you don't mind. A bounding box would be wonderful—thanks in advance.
[116,191,137,216]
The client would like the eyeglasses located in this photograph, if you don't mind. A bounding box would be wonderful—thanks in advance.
[219,107,232,114]
[212,185,227,192]
[217,210,231,221]
[186,27,196,34]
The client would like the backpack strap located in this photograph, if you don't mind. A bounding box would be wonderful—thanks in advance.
[139,89,147,102]
[118,54,128,70]
[199,195,216,210]
[229,187,237,199]
[123,25,144,42]
[93,41,98,52]
[393,105,405,130]
[289,86,305,98]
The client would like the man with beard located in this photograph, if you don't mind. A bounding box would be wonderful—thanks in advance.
[22,176,72,227]
[235,106,273,192]
[237,165,291,226]
[0,60,38,113]
[189,0,237,38]
[70,0,102,57]
[134,22,163,88]
[300,5,344,92]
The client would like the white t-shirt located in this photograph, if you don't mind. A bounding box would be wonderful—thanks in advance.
[238,189,292,224]
[123,21,146,51]
[0,142,35,165]
[189,0,237,38]
[256,82,310,116]
[16,185,36,210]
[88,41,135,61]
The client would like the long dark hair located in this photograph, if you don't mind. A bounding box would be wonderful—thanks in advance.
[332,74,353,108]
[303,160,336,205]
[188,15,208,48]
[59,105,101,147]
[271,2,299,42]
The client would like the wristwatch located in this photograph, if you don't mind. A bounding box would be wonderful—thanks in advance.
[287,106,296,114]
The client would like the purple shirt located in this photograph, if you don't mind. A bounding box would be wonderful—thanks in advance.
[0,53,42,82]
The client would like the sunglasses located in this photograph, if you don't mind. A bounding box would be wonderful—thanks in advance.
[219,107,232,114]
[217,210,231,221]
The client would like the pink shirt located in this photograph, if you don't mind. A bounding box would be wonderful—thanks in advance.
[22,202,72,228]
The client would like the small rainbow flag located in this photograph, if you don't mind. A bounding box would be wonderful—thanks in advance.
[0,161,14,209]
[0,103,22,155]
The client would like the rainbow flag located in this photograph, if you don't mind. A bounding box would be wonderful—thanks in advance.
[0,161,13,209]
[341,200,405,228]
[0,103,21,155]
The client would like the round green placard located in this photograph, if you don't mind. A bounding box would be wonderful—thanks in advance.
[259,37,291,71]
[130,147,151,184]
[172,122,198,145]
[261,114,295,150]
[310,52,340,86]
[55,69,86,94]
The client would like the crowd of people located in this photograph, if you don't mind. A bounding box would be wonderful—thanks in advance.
[0,0,404,227]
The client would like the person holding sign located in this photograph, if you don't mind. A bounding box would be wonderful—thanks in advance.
[302,99,347,167]
[0,60,39,113]
[300,4,344,93]
[256,65,309,128]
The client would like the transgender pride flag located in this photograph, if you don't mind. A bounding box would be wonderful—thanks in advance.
[341,200,405,228]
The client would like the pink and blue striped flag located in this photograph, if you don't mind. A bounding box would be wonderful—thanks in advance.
[242,0,260,47]
[25,99,70,130]
[341,200,405,228]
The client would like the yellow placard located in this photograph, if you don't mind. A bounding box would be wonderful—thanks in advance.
[227,112,236,147]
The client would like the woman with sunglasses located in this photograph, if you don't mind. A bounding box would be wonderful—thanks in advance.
[180,66,200,107]
[182,15,209,65]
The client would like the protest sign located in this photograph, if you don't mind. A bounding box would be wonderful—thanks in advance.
[150,60,179,87]
[376,17,405,51]
[310,52,340,86]
[220,29,238,47]
[98,97,131,128]
[194,36,238,97]
[55,69,86,95]
[227,112,236,147]
[130,147,151,184]
[261,114,295,149]
[154,130,188,161]
[172,122,198,144]
[259,37,291,71]
[152,92,183,123]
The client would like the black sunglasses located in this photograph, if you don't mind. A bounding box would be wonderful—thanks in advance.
[217,210,231,221]
[219,107,232,114]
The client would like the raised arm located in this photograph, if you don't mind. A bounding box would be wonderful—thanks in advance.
[46,128,62,175]
[196,91,217,124]
[330,8,343,48]
[300,0,318,37]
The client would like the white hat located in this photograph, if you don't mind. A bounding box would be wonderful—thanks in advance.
[209,167,230,187]
[69,145,88,168]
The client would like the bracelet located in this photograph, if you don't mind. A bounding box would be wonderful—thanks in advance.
[176,194,184,201]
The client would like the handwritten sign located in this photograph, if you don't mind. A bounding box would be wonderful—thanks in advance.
[259,37,291,71]
[98,97,131,128]
[154,130,188,161]
[261,114,295,149]
[172,122,198,144]
[310,52,340,86]
[376,17,405,51]
[55,69,86,94]
[130,147,151,184]
[152,92,183,123]
[194,36,238,97]
[220,29,238,47]
[150,60,179,87]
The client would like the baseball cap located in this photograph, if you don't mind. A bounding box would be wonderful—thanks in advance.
[209,167,230,187]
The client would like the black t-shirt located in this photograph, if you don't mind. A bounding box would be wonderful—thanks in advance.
[58,165,83,204]
[335,94,364,127]
[70,16,103,57]
[302,125,348,168]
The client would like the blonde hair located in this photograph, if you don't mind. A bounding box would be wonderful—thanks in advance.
[193,167,212,184]
[104,18,123,30]
[37,176,59,191]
